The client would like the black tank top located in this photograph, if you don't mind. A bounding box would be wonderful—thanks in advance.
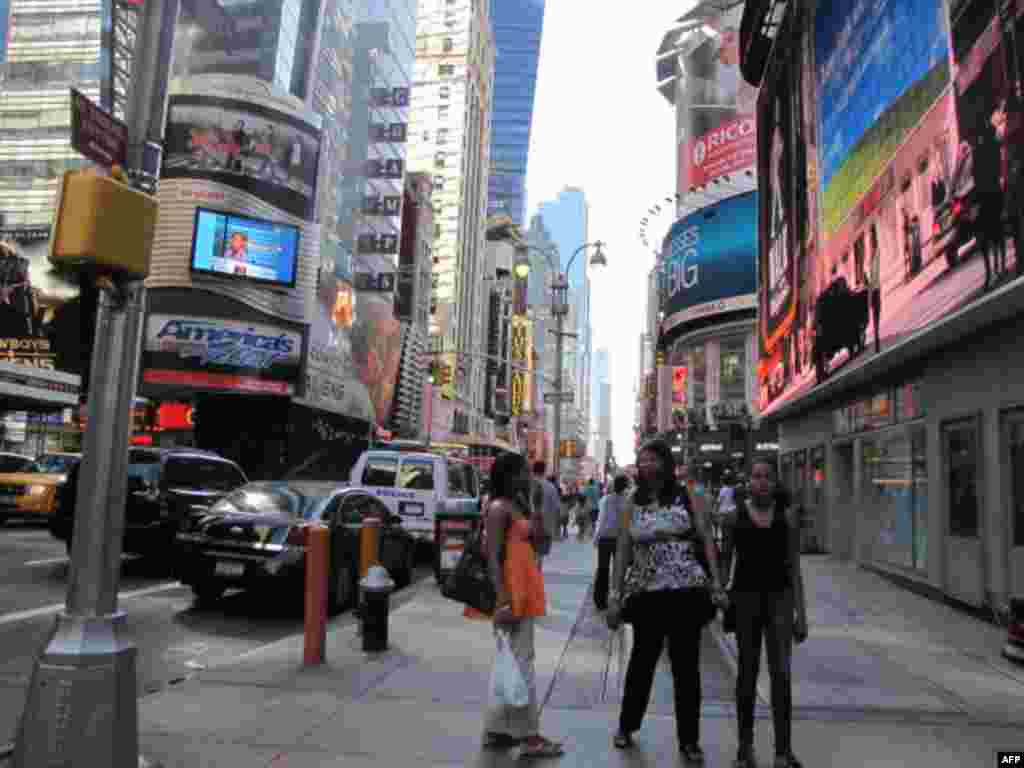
[731,498,792,592]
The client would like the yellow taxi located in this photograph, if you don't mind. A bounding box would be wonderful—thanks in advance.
[0,452,82,525]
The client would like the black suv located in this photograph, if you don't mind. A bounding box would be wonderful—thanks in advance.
[50,447,248,561]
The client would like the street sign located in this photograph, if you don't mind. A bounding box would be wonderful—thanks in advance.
[544,392,574,404]
[69,88,128,169]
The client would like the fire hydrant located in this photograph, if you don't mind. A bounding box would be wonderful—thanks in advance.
[359,565,395,652]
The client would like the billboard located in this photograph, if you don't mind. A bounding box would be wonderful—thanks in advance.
[141,314,302,395]
[672,366,688,404]
[190,208,300,288]
[676,8,759,196]
[162,94,322,221]
[662,192,759,334]
[757,0,1024,415]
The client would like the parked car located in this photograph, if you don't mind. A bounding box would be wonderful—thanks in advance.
[50,447,247,560]
[349,450,480,544]
[174,482,417,609]
[1004,598,1024,664]
[0,452,81,525]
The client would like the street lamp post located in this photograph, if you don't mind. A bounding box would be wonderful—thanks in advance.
[514,241,607,486]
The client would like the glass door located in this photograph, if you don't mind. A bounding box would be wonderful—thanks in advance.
[943,418,985,606]
[1003,412,1024,598]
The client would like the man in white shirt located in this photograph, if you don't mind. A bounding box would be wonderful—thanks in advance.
[593,475,629,611]
[532,461,561,566]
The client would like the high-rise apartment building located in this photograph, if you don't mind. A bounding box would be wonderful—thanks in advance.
[408,0,494,432]
[536,187,591,448]
[487,0,544,225]
[592,347,611,464]
[0,1,111,244]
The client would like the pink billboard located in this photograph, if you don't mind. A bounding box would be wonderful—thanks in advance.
[681,116,757,190]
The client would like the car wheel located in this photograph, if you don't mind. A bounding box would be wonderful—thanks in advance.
[329,559,356,615]
[192,581,224,606]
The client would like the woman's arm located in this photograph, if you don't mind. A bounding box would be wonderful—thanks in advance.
[485,500,512,609]
[611,498,634,599]
[692,500,725,591]
[787,507,808,636]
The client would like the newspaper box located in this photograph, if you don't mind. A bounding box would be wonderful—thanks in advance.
[434,507,482,583]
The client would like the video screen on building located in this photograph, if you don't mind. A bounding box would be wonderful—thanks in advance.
[190,208,300,289]
[755,0,1024,416]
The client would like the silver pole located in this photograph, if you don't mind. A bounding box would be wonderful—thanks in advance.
[553,308,563,484]
[14,1,178,765]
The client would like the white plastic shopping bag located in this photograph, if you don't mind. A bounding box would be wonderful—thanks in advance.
[489,628,530,709]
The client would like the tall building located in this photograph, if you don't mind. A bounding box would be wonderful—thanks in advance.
[592,347,612,471]
[487,0,545,225]
[536,187,591,449]
[653,2,774,487]
[407,0,495,434]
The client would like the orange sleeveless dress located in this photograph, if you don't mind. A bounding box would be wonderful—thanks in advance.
[465,517,547,620]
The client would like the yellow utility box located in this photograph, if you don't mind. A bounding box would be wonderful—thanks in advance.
[49,170,158,279]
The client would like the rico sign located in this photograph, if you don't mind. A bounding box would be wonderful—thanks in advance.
[682,116,756,190]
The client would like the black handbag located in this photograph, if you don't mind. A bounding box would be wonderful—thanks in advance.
[442,526,497,615]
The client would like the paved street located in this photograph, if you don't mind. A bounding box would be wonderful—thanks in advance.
[0,522,432,751]
[22,536,1009,768]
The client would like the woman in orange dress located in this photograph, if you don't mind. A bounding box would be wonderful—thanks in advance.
[471,453,563,758]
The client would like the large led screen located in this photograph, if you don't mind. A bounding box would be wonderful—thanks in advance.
[190,208,299,288]
[662,192,759,334]
[757,0,1024,415]
[162,94,321,221]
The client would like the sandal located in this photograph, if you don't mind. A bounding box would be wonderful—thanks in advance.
[521,736,564,758]
[482,732,521,749]
[682,744,705,765]
[613,731,634,749]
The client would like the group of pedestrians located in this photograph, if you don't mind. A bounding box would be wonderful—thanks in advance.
[472,442,808,767]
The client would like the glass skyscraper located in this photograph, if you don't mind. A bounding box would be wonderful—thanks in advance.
[487,0,544,226]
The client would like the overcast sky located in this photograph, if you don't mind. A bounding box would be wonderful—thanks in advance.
[526,1,681,466]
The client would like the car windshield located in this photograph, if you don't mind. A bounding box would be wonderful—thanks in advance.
[164,457,244,491]
[208,483,333,520]
[0,455,32,473]
[28,455,77,474]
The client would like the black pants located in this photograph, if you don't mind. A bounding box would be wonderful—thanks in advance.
[871,288,882,353]
[734,590,794,757]
[619,589,704,747]
[593,538,616,610]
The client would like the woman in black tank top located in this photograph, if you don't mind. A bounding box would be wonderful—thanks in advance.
[726,461,807,768]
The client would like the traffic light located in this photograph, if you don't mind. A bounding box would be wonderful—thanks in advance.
[656,350,666,366]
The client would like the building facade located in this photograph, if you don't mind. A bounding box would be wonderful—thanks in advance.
[592,346,612,473]
[486,0,545,225]
[653,1,776,492]
[741,0,1024,612]
[407,0,494,435]
[536,186,591,450]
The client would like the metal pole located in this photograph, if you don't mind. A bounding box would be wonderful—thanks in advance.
[553,303,564,486]
[14,1,178,766]
[424,381,433,449]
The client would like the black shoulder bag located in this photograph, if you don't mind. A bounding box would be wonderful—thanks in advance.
[441,515,497,615]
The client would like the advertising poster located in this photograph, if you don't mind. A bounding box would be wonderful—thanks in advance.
[757,0,1022,416]
[162,95,322,221]
[662,192,759,334]
[142,314,301,395]
[677,9,759,196]
[672,366,688,405]
[0,240,89,385]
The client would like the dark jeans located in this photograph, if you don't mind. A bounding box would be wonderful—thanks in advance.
[619,589,704,748]
[593,538,616,610]
[734,590,794,757]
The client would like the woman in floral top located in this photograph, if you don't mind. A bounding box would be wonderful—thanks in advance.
[607,439,728,764]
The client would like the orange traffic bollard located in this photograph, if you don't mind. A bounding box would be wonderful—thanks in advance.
[304,524,330,666]
[360,517,382,578]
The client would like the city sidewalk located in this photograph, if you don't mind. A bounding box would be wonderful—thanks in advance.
[91,542,1024,766]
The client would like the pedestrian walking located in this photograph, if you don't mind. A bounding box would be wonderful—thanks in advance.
[557,480,570,539]
[592,474,628,611]
[607,439,728,764]
[726,460,808,768]
[584,479,601,535]
[574,491,588,541]
[476,453,565,758]
[531,461,561,568]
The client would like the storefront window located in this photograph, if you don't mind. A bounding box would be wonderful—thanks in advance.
[780,453,794,494]
[911,427,928,570]
[792,449,807,509]
[692,345,706,416]
[811,446,825,510]
[945,421,980,538]
[720,340,746,401]
[1010,418,1024,548]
